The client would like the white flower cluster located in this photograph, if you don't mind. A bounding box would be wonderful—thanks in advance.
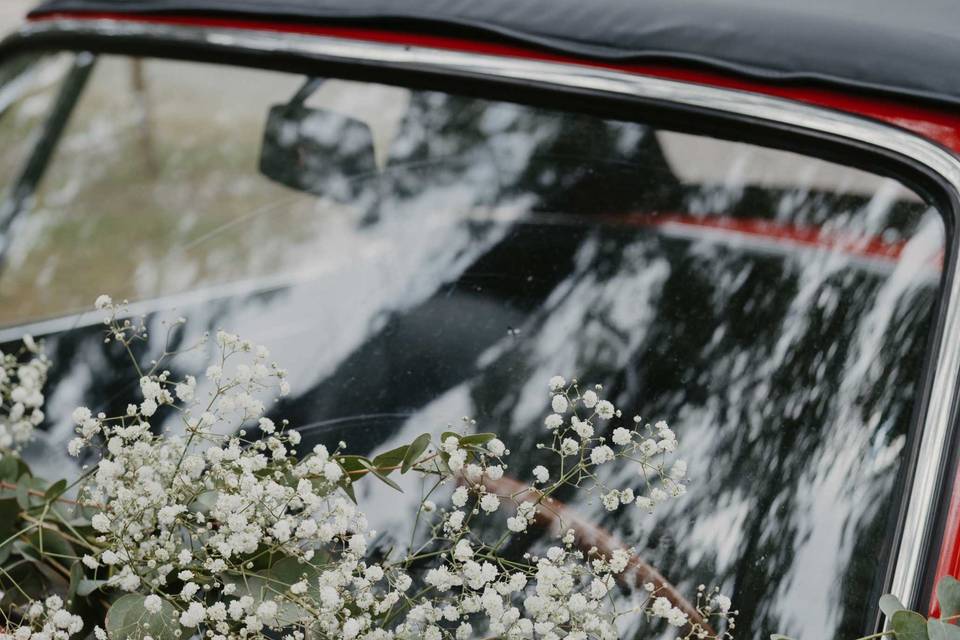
[68,302,394,638]
[0,336,47,453]
[0,595,83,640]
[646,585,737,638]
[381,378,730,639]
[538,376,687,516]
[395,533,628,640]
[3,297,735,640]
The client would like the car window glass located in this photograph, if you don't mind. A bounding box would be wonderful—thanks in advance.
[0,54,946,640]
[0,52,73,205]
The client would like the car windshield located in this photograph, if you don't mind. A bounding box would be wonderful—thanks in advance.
[0,52,946,640]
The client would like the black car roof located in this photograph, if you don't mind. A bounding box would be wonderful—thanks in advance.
[28,0,960,109]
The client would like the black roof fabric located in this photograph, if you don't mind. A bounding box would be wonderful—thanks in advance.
[28,0,960,108]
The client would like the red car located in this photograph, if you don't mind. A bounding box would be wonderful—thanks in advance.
[2,1,960,638]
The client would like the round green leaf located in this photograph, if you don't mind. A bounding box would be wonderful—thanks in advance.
[879,593,907,617]
[339,476,357,504]
[16,476,50,511]
[893,610,931,640]
[928,619,960,640]
[28,528,74,560]
[401,433,431,474]
[0,455,29,484]
[939,576,960,619]
[336,455,370,480]
[440,431,459,445]
[0,538,12,564]
[106,593,183,640]
[371,445,408,473]
[0,560,47,608]
[0,497,20,539]
[15,481,29,510]
[0,455,19,482]
[67,561,83,603]
[459,433,497,447]
[225,558,319,626]
[13,539,38,561]
[44,479,68,502]
[188,490,219,514]
[77,578,108,597]
[358,459,403,492]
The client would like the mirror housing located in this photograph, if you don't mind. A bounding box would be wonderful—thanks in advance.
[259,104,378,201]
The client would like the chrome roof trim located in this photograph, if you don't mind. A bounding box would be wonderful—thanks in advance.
[9,17,960,613]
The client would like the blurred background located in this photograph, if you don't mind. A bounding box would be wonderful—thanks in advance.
[1,1,33,34]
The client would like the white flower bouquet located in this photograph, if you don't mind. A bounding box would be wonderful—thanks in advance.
[0,296,736,640]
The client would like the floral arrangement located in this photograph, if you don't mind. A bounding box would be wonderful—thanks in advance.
[1,295,952,640]
[0,296,736,640]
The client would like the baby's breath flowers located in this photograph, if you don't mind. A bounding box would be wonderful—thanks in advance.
[0,335,47,453]
[0,596,83,640]
[0,296,736,640]
[531,378,688,519]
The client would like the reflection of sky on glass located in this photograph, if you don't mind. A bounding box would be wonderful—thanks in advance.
[0,55,945,639]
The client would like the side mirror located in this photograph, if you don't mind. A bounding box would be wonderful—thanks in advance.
[259,104,378,202]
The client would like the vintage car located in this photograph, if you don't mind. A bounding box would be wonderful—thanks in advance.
[1,1,959,638]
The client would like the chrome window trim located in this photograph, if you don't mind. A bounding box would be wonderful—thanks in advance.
[7,17,960,615]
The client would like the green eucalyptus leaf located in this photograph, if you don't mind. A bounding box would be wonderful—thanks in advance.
[0,457,29,487]
[0,455,19,482]
[222,574,263,600]
[893,610,931,640]
[358,459,403,492]
[28,528,75,560]
[50,501,94,528]
[224,558,319,626]
[339,477,357,504]
[336,455,370,480]
[67,561,83,603]
[32,559,69,591]
[267,559,321,624]
[0,497,19,537]
[434,452,452,475]
[401,434,431,474]
[15,476,50,511]
[939,576,960,619]
[0,559,47,608]
[106,593,183,640]
[371,446,408,474]
[43,479,68,503]
[57,502,97,527]
[77,578,108,597]
[459,433,497,447]
[879,593,907,617]
[264,557,310,583]
[188,490,219,514]
[13,539,38,561]
[15,480,29,510]
[928,619,960,640]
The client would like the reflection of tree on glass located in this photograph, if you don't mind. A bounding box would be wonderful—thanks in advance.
[0,53,944,640]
